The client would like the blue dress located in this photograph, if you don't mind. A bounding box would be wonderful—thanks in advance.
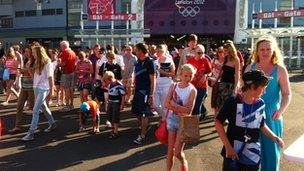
[252,64,282,171]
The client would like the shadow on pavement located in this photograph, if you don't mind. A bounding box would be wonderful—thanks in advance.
[0,103,218,170]
[289,73,304,83]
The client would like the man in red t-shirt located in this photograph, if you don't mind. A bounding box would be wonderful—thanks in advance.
[187,44,212,120]
[59,41,76,111]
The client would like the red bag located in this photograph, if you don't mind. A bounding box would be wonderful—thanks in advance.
[154,83,177,145]
[154,118,168,145]
[0,118,2,137]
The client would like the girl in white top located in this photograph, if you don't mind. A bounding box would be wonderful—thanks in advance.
[154,44,175,119]
[21,45,56,141]
[165,64,197,171]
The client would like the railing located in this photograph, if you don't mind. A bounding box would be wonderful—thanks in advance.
[284,56,304,70]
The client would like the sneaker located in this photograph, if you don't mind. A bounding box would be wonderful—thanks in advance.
[106,120,112,127]
[133,135,145,145]
[106,120,112,128]
[48,100,53,106]
[21,133,34,141]
[79,127,84,132]
[44,123,57,132]
[1,101,9,106]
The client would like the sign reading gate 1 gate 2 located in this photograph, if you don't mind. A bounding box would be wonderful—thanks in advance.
[91,14,136,20]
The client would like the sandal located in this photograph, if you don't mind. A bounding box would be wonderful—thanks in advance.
[180,160,188,171]
[108,132,118,139]
[8,127,21,134]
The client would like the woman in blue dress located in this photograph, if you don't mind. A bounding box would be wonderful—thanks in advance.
[246,35,291,171]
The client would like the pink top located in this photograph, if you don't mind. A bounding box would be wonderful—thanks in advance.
[5,58,18,74]
[76,60,92,83]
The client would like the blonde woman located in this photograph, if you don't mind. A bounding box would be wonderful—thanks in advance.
[245,35,291,171]
[21,45,56,141]
[215,40,240,112]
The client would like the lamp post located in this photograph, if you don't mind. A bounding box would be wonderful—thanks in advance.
[66,0,69,40]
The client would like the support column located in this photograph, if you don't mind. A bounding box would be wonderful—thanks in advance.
[289,37,293,69]
[297,38,301,69]
[251,3,255,50]
[258,1,262,29]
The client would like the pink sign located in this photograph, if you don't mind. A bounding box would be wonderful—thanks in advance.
[90,13,136,21]
[88,0,115,20]
[257,9,304,19]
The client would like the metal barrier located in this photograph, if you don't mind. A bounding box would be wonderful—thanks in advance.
[284,56,304,71]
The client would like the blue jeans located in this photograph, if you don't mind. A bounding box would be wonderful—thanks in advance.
[28,88,55,134]
[192,88,207,117]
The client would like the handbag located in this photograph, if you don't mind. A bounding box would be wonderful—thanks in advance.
[3,68,10,81]
[154,110,169,145]
[178,115,200,143]
[155,83,178,145]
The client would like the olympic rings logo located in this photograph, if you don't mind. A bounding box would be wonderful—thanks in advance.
[175,0,205,17]
[178,6,200,17]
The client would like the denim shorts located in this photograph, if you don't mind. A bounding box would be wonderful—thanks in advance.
[166,112,180,131]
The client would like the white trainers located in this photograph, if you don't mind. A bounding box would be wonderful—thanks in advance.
[106,120,112,128]
[21,133,34,141]
[1,101,9,106]
[44,123,57,132]
[133,135,145,145]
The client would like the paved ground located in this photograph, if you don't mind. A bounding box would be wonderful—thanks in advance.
[0,72,304,171]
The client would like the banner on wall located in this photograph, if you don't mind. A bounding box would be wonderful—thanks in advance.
[88,0,115,20]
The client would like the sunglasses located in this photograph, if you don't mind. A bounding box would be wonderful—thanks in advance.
[218,51,224,53]
[125,49,131,51]
[196,51,204,55]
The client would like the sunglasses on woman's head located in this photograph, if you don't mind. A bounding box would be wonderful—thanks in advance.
[196,51,204,55]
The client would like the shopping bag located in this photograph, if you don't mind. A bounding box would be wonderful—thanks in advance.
[178,115,200,143]
[3,68,10,81]
[0,118,3,137]
[154,83,178,145]
[155,119,168,145]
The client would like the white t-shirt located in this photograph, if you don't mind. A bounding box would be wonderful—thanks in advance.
[33,62,53,90]
[171,83,196,110]
[99,54,125,68]
[155,57,174,86]
[95,54,125,80]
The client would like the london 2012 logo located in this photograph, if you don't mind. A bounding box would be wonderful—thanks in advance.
[175,0,205,17]
[88,0,114,15]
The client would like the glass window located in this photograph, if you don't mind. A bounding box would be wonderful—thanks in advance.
[1,18,13,28]
[68,13,80,26]
[25,10,37,17]
[15,11,24,17]
[56,8,63,15]
[0,0,13,5]
[42,9,56,16]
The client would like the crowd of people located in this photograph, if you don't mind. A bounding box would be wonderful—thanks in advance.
[0,34,291,171]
